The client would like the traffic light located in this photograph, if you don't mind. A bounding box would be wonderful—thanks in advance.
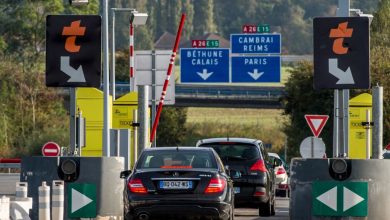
[58,157,80,182]
[328,158,352,181]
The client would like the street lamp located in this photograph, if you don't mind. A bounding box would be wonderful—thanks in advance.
[69,0,88,6]
[129,11,148,91]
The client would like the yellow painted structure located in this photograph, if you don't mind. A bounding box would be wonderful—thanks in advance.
[76,88,112,156]
[349,93,372,159]
[76,89,139,160]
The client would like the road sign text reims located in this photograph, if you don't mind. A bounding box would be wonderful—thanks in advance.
[230,34,281,54]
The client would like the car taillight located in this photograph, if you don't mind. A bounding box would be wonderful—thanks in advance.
[250,159,267,172]
[128,178,147,194]
[276,167,286,175]
[204,177,226,194]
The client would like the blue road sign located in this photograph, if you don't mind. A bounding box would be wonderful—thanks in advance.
[231,56,281,82]
[231,34,281,54]
[180,48,229,83]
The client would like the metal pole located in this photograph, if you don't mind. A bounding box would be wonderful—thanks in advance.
[151,50,157,147]
[132,110,138,161]
[372,86,383,159]
[69,88,76,155]
[111,9,116,100]
[150,14,186,142]
[130,22,135,91]
[77,110,82,156]
[366,109,371,159]
[336,0,350,157]
[138,85,149,154]
[103,0,111,157]
[333,90,339,157]
[311,137,314,158]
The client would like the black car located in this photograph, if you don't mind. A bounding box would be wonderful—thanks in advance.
[196,138,276,217]
[120,147,235,220]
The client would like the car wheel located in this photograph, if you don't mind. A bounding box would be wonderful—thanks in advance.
[259,199,272,217]
[124,212,135,220]
[271,198,276,216]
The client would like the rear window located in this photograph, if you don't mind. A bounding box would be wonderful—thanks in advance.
[199,143,260,160]
[137,150,218,169]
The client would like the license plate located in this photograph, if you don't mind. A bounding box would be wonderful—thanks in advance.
[234,187,240,194]
[159,181,192,189]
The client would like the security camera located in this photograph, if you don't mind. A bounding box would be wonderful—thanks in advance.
[69,0,88,6]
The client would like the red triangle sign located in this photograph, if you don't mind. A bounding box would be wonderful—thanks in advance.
[304,115,329,137]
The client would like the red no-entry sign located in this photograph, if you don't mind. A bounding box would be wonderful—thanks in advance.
[42,142,61,157]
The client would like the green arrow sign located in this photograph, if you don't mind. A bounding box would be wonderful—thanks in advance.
[312,181,368,217]
[68,183,97,218]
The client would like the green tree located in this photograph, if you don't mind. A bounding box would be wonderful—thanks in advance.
[156,107,188,146]
[193,0,217,36]
[281,62,334,158]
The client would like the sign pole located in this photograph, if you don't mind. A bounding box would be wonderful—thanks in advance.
[336,0,350,157]
[150,13,186,143]
[102,0,111,157]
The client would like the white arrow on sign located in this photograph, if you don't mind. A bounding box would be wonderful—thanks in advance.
[72,188,93,213]
[61,56,86,83]
[316,186,337,211]
[328,58,354,85]
[343,187,364,212]
[197,69,213,80]
[247,69,264,80]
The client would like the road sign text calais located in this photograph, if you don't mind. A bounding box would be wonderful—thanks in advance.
[313,17,369,89]
[46,15,101,87]
[180,48,229,83]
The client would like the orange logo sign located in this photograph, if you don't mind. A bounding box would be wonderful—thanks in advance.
[329,22,353,55]
[62,20,86,53]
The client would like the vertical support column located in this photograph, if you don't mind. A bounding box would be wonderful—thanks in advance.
[336,0,350,157]
[372,86,383,159]
[365,110,371,159]
[38,182,50,220]
[111,10,116,100]
[333,90,339,157]
[151,50,157,147]
[102,0,111,157]
[133,110,138,161]
[138,85,149,155]
[70,88,76,155]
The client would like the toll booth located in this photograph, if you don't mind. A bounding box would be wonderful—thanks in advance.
[76,88,112,156]
[349,93,372,159]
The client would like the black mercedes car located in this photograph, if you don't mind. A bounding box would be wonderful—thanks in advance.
[196,138,276,217]
[120,147,234,220]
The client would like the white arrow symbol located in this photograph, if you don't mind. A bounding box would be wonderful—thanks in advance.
[328,58,354,84]
[247,69,264,80]
[316,186,337,211]
[343,187,364,211]
[60,56,86,83]
[71,188,93,213]
[197,69,213,80]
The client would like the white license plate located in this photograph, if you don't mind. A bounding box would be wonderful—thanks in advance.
[234,187,240,194]
[160,181,192,189]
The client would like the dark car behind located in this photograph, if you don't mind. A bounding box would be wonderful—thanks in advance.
[121,147,234,220]
[196,138,276,217]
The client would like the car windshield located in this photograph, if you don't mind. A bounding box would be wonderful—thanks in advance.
[199,143,260,160]
[137,149,218,169]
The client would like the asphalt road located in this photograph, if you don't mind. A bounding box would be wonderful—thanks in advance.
[235,197,289,220]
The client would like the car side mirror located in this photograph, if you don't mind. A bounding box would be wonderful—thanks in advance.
[224,165,231,176]
[120,170,132,179]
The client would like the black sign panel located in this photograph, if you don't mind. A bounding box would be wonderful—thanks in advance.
[46,15,101,87]
[313,17,369,90]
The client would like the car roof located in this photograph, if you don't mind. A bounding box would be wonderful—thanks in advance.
[196,137,262,146]
[268,152,281,159]
[142,146,213,152]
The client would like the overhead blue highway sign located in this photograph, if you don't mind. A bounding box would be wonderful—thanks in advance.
[231,56,280,82]
[180,48,229,83]
[230,34,281,54]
